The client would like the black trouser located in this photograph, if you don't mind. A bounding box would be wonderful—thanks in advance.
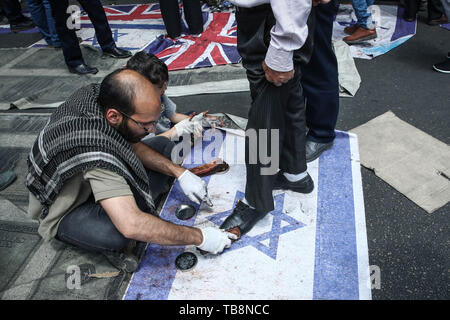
[236,5,315,214]
[0,0,24,23]
[56,136,176,253]
[404,0,444,19]
[159,0,203,38]
[48,0,115,67]
[302,0,339,144]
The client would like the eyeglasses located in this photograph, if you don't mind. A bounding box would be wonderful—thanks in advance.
[117,110,157,134]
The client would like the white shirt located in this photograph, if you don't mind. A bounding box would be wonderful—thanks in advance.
[230,0,312,72]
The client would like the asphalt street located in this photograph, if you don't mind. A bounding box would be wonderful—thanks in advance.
[0,0,448,300]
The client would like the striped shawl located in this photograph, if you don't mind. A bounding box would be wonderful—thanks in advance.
[26,84,154,219]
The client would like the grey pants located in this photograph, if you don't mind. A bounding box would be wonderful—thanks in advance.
[56,136,175,253]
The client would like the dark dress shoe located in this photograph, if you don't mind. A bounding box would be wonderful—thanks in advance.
[102,46,132,59]
[68,64,98,75]
[427,14,448,26]
[305,140,333,162]
[273,171,314,194]
[10,16,35,33]
[219,200,267,236]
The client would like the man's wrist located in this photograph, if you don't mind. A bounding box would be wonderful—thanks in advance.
[173,166,187,179]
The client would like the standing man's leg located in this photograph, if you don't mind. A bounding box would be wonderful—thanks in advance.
[42,0,60,47]
[343,0,377,44]
[1,0,35,32]
[302,0,339,162]
[183,0,203,35]
[427,0,447,24]
[159,0,182,38]
[26,0,53,46]
[48,0,95,73]
[77,0,131,58]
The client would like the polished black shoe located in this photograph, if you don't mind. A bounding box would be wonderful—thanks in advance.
[102,46,132,59]
[102,251,139,273]
[68,63,99,75]
[10,16,35,33]
[273,171,314,194]
[305,140,333,163]
[219,200,267,236]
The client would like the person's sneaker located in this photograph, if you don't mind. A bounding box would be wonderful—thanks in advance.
[219,200,267,236]
[10,16,35,33]
[344,24,358,35]
[273,171,314,194]
[433,59,450,73]
[102,251,139,273]
[343,26,377,44]
[305,140,334,162]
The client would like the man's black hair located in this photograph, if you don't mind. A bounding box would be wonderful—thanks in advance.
[126,51,169,85]
[98,68,136,115]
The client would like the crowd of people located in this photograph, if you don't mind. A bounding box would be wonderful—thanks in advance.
[0,0,448,272]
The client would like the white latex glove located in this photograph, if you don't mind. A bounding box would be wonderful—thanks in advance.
[177,170,212,205]
[190,113,205,137]
[197,227,238,254]
[173,117,204,140]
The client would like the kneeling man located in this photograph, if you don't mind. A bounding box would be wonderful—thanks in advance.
[26,69,236,272]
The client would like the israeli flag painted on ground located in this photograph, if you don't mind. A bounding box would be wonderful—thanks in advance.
[123,128,372,300]
[333,4,416,59]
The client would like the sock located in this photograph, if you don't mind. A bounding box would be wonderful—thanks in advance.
[283,171,308,182]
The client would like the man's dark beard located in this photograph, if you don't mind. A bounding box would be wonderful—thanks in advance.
[117,119,143,143]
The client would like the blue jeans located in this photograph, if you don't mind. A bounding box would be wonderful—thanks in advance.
[26,0,60,46]
[351,0,374,29]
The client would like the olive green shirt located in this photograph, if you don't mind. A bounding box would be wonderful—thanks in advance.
[28,168,133,241]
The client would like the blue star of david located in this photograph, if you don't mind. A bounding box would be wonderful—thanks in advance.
[87,29,128,46]
[206,191,306,260]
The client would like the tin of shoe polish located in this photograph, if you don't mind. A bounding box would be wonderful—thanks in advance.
[175,204,195,220]
[175,252,198,271]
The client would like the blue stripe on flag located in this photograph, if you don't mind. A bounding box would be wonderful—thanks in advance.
[124,131,226,300]
[313,131,359,299]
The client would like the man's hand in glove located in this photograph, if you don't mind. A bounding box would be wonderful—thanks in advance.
[172,117,203,141]
[197,227,238,254]
[177,170,213,206]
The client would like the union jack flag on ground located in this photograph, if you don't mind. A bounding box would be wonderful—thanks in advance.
[142,8,241,71]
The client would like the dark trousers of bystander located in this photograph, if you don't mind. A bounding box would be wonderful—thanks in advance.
[48,0,115,67]
[302,0,340,144]
[159,0,203,38]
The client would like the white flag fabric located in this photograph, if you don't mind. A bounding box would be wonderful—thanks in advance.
[123,129,371,300]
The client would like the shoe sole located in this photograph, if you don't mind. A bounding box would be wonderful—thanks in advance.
[306,143,333,163]
[433,65,450,73]
[344,34,377,44]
